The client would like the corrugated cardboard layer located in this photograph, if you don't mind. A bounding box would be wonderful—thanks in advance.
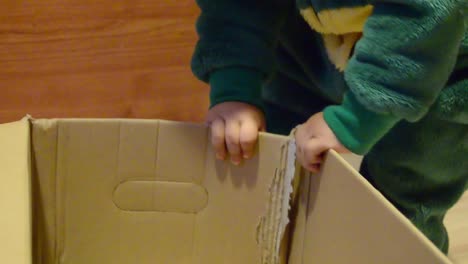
[256,140,299,264]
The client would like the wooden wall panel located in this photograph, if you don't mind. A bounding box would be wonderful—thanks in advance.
[0,0,208,123]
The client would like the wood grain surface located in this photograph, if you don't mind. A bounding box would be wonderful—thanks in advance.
[0,0,208,123]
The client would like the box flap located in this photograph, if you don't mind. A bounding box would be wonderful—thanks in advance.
[31,119,290,264]
[288,150,452,264]
[0,117,32,264]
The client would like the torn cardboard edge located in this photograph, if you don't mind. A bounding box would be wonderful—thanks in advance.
[257,140,299,264]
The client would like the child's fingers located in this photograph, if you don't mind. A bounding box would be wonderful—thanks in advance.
[304,139,325,164]
[225,120,242,165]
[239,120,259,159]
[210,118,226,160]
[298,138,328,173]
[296,145,317,173]
[304,163,320,174]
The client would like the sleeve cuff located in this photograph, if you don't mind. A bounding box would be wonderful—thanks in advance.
[323,92,401,155]
[209,67,264,110]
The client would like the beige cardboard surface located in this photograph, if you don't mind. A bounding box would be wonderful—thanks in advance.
[0,118,32,264]
[288,151,452,264]
[0,117,456,263]
[31,119,289,264]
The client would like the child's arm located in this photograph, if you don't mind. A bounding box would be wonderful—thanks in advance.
[192,0,291,110]
[324,0,465,153]
[192,0,291,164]
[297,0,465,171]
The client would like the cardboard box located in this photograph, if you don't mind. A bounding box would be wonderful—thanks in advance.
[0,117,453,263]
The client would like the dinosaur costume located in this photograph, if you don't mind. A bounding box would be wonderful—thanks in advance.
[191,0,468,253]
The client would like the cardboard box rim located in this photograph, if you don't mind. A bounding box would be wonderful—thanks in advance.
[0,116,453,264]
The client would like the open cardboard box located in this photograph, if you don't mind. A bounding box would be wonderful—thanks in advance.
[0,117,453,264]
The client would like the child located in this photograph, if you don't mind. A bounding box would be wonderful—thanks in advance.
[191,0,467,253]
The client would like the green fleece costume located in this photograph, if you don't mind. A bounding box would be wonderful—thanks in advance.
[191,0,468,253]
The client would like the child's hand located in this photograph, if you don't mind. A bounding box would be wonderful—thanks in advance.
[295,112,350,173]
[206,102,266,165]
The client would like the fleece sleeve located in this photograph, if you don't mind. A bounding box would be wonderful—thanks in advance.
[324,0,466,154]
[191,0,291,109]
